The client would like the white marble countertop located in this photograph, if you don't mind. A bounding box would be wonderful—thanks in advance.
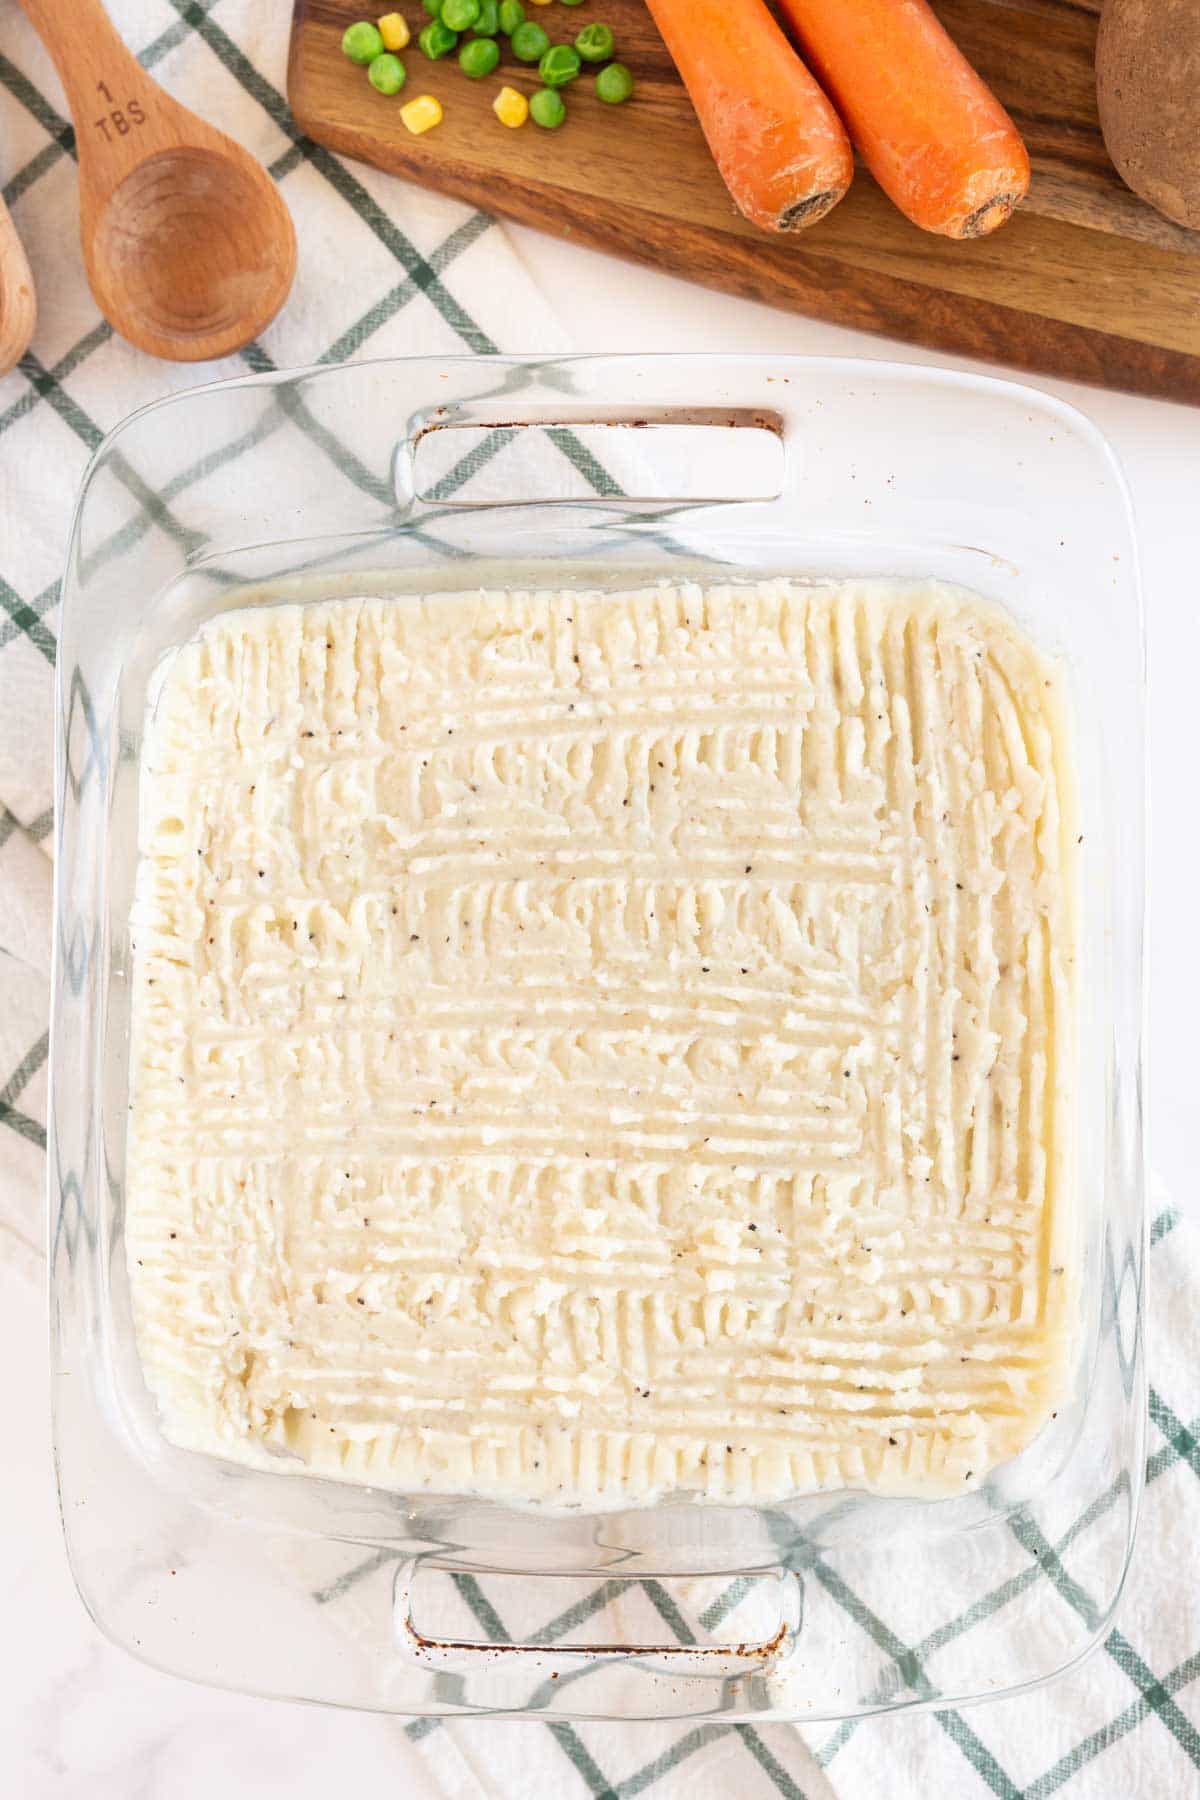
[5,227,1196,1799]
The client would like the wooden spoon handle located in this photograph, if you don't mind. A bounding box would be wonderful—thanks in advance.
[18,0,194,207]
[0,192,36,376]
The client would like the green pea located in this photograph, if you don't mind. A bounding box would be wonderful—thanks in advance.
[441,0,479,28]
[510,19,549,61]
[475,0,500,31]
[529,86,566,128]
[498,0,524,31]
[459,34,500,75]
[559,0,586,7]
[595,60,633,103]
[342,20,384,63]
[421,0,443,14]
[419,18,459,55]
[367,51,407,93]
[574,21,613,61]
[539,44,581,86]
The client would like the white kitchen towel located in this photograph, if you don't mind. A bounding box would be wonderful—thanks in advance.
[2,2,1198,1795]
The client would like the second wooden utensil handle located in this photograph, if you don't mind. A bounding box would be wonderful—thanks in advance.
[18,0,181,203]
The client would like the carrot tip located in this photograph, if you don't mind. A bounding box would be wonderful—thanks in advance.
[778,187,843,230]
[958,192,1022,239]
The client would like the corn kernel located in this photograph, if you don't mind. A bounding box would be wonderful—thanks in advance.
[400,93,443,134]
[493,85,529,128]
[377,11,410,49]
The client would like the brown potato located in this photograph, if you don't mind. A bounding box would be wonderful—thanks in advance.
[1097,0,1200,229]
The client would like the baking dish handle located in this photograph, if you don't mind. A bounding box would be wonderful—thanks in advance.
[392,1559,803,1700]
[397,405,790,510]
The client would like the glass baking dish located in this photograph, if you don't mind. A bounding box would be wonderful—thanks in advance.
[50,353,1145,1721]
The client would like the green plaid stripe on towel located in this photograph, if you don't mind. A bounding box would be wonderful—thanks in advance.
[3,3,1198,1793]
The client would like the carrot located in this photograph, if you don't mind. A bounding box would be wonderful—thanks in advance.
[773,0,1030,238]
[645,0,853,233]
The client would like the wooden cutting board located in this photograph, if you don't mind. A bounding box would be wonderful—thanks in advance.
[288,0,1200,405]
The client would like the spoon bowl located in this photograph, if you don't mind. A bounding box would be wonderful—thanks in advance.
[90,146,295,361]
[20,0,295,362]
[0,194,37,376]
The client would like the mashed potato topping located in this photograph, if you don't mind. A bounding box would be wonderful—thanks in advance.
[126,579,1076,1504]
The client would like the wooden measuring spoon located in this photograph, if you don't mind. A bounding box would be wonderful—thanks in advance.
[0,194,36,376]
[19,0,296,361]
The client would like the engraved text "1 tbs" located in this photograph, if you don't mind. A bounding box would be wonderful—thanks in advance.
[93,81,146,140]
